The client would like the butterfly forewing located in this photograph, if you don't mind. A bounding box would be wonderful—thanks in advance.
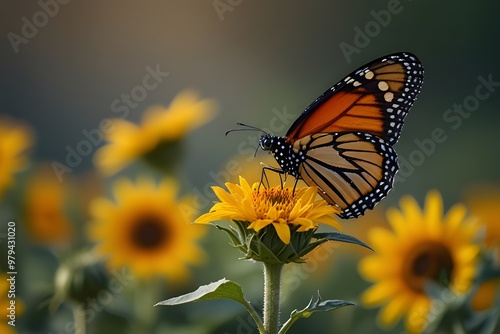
[286,52,424,145]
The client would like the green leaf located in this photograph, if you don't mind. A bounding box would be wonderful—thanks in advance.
[293,292,355,318]
[314,232,374,251]
[155,278,245,306]
[278,292,354,334]
[155,278,265,333]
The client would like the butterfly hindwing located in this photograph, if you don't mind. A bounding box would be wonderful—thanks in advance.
[286,52,424,146]
[296,132,398,219]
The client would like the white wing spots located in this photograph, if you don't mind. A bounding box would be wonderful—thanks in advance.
[365,70,374,80]
[353,81,361,87]
[378,81,389,91]
[384,92,394,102]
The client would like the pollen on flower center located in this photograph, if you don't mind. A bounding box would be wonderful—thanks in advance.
[131,215,169,250]
[403,241,455,293]
[252,188,296,219]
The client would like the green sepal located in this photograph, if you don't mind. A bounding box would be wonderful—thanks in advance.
[214,223,243,248]
[313,232,374,251]
[278,292,355,334]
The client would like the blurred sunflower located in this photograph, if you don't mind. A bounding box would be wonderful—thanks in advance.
[89,177,206,281]
[0,116,33,198]
[359,190,480,333]
[93,90,217,175]
[25,165,74,245]
[465,184,500,250]
[464,185,500,311]
[195,176,341,245]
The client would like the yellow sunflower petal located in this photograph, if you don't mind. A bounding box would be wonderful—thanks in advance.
[443,203,467,238]
[362,280,401,306]
[399,195,423,227]
[406,297,431,334]
[367,227,398,254]
[424,190,444,238]
[248,219,273,231]
[379,292,414,327]
[359,255,397,281]
[272,222,291,244]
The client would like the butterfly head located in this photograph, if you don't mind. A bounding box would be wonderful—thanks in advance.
[259,134,274,151]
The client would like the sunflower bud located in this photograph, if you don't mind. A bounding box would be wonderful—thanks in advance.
[51,251,108,312]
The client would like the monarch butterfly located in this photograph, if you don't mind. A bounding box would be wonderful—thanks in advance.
[245,52,423,219]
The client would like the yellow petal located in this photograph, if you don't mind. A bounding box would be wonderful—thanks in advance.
[361,280,400,306]
[400,195,423,227]
[378,292,413,327]
[359,255,397,281]
[248,219,273,231]
[424,190,444,238]
[406,297,431,334]
[443,203,467,237]
[272,222,291,244]
[367,227,397,254]
[210,185,231,202]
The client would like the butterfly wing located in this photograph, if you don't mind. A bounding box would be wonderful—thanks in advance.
[296,132,398,219]
[286,52,424,146]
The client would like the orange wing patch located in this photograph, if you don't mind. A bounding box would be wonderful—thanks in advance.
[288,90,385,140]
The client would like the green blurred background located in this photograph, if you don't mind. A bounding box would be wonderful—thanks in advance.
[2,1,500,333]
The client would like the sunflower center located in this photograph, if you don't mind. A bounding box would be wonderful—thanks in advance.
[253,188,296,220]
[131,215,169,250]
[403,241,455,293]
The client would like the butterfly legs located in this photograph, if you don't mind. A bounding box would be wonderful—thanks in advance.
[259,165,287,190]
[259,165,300,195]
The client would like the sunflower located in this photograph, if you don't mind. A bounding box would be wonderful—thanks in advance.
[0,116,33,198]
[25,164,74,245]
[465,184,500,250]
[359,190,480,333]
[89,177,206,281]
[464,185,500,311]
[93,90,216,176]
[195,176,341,245]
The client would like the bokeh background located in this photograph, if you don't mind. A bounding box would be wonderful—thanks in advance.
[2,1,500,333]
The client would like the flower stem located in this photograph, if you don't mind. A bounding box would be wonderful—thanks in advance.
[263,262,284,334]
[72,303,86,334]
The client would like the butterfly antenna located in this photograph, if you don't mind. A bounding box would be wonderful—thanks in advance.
[225,123,267,136]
